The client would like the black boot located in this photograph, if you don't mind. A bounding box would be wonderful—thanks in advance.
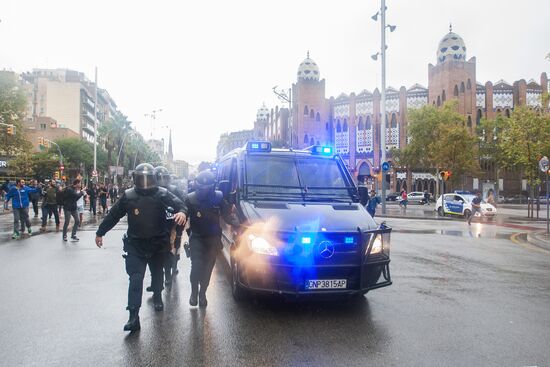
[124,309,140,331]
[153,293,164,311]
[189,283,198,306]
[199,292,208,308]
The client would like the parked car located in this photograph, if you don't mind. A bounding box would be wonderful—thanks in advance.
[435,193,497,219]
[398,191,428,204]
[386,192,400,201]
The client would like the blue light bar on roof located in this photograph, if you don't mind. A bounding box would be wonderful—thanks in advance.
[246,141,272,152]
[301,236,312,244]
[310,145,333,155]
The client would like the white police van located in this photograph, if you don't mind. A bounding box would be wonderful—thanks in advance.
[436,191,497,219]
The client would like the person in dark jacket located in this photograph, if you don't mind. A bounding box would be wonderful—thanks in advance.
[62,179,85,242]
[98,184,109,214]
[95,163,187,332]
[28,179,42,217]
[40,181,60,232]
[56,184,64,215]
[4,179,41,239]
[87,184,98,215]
[182,170,239,307]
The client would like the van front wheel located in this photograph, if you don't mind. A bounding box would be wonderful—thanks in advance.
[231,261,248,302]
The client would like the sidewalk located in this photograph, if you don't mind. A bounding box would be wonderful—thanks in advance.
[526,231,550,251]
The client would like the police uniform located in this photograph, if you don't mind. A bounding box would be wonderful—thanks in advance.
[95,163,186,331]
[183,171,238,307]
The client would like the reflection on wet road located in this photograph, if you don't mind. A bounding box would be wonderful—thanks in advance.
[1,218,549,366]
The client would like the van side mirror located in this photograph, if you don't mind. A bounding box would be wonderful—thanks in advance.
[218,180,230,199]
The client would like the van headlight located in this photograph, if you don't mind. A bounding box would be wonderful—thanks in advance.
[248,234,279,256]
[370,234,383,254]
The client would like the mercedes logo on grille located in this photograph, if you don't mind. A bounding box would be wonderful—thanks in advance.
[317,241,335,259]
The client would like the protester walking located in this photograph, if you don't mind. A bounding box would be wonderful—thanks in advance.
[62,179,85,242]
[41,180,60,232]
[4,179,40,239]
[366,190,381,218]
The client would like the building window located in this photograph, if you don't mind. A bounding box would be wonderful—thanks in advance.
[505,109,510,118]
[40,123,47,130]
[325,122,329,130]
[437,96,441,107]
[366,115,372,129]
[391,113,397,128]
[454,85,459,97]
[310,109,315,118]
[336,120,341,132]
[460,82,465,93]
[316,112,320,122]
[304,134,309,144]
[343,119,348,132]
[467,116,472,128]
[476,109,482,125]
[467,79,472,90]
[442,90,446,102]
[310,137,314,146]
[304,105,308,115]
[358,116,364,130]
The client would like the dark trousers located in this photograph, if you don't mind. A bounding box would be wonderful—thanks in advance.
[13,207,31,233]
[62,209,79,237]
[31,199,39,216]
[189,236,220,295]
[367,208,376,218]
[89,197,97,215]
[126,252,164,310]
[42,204,60,226]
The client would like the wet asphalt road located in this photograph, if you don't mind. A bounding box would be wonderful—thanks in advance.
[0,218,549,367]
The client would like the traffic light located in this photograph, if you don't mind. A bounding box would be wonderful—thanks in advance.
[445,171,452,181]
[38,137,44,146]
[6,125,15,135]
[439,171,446,180]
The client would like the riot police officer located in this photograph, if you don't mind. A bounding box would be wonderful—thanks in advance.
[183,170,239,307]
[147,166,186,289]
[95,163,186,332]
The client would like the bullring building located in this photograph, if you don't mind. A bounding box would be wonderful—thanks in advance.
[217,28,548,196]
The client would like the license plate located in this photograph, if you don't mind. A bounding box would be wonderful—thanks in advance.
[305,279,347,290]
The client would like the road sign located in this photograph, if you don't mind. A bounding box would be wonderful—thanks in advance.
[382,161,390,172]
[539,156,549,173]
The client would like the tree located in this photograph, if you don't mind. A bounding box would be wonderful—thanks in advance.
[98,111,131,173]
[393,101,480,191]
[498,106,550,216]
[0,72,32,157]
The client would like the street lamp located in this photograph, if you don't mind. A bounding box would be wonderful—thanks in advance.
[272,86,293,148]
[144,108,163,138]
[371,0,396,214]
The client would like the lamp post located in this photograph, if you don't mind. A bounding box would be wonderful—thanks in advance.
[272,86,293,148]
[371,0,396,214]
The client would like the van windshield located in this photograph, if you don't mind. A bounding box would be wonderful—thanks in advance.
[244,155,356,202]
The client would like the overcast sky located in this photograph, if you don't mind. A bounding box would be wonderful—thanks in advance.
[1,0,548,164]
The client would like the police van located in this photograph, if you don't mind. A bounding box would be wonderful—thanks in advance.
[215,141,392,300]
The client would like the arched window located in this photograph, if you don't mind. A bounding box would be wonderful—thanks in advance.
[316,140,320,145]
[336,120,341,132]
[476,109,482,125]
[467,79,472,90]
[437,96,441,106]
[454,85,459,97]
[304,105,308,115]
[343,119,348,132]
[358,116,364,130]
[310,109,315,118]
[505,109,510,118]
[316,112,320,122]
[366,115,372,129]
[325,122,329,130]
[467,116,472,128]
[391,113,397,128]
[442,90,446,102]
[460,82,465,93]
[310,137,314,146]
[304,134,309,144]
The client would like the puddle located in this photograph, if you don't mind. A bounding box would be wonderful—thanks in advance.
[394,228,512,240]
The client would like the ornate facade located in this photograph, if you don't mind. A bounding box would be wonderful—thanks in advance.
[219,28,549,195]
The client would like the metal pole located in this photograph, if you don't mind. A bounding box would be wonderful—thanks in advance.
[93,67,98,182]
[380,0,387,213]
[289,87,293,148]
[546,174,549,234]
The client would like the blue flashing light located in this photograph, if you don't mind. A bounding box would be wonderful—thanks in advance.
[311,145,334,156]
[301,236,312,245]
[344,236,354,244]
[246,141,272,153]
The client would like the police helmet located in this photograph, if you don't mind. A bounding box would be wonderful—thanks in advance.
[195,170,216,200]
[154,166,171,188]
[133,163,157,190]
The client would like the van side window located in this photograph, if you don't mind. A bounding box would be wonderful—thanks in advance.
[229,159,238,193]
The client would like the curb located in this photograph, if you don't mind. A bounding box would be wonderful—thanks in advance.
[508,216,548,222]
[377,214,455,221]
[526,232,550,252]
